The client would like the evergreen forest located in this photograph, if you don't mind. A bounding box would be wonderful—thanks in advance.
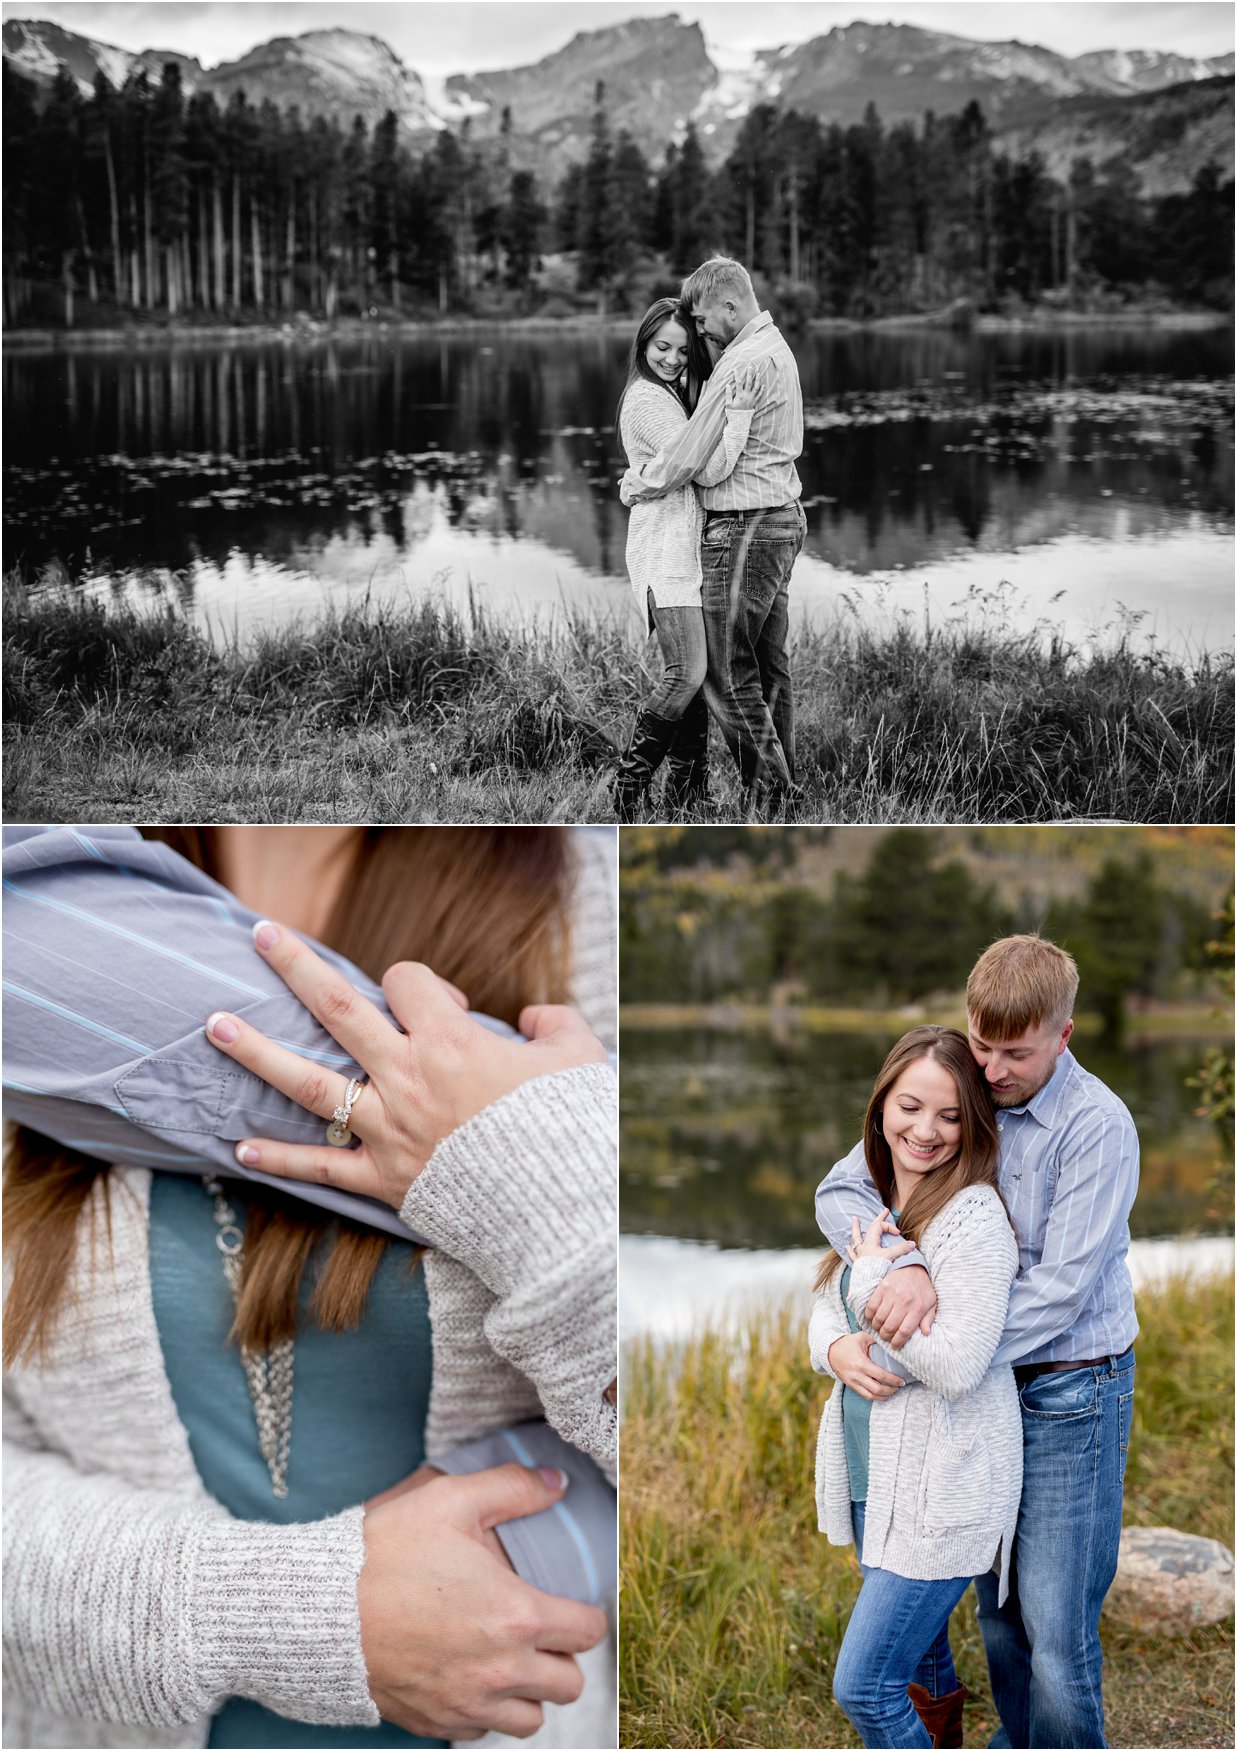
[4,62,1233,328]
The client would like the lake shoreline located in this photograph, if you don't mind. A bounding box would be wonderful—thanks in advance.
[3,307,1231,349]
[619,1002,1234,1040]
[5,577,1233,824]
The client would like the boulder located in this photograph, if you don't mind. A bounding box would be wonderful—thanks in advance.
[1104,1526,1234,1636]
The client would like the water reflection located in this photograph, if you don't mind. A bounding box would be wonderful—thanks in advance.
[5,327,1232,651]
[620,1025,1229,1249]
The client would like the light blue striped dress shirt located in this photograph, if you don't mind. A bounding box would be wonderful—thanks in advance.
[2,825,519,1243]
[815,1049,1140,1368]
[621,310,804,511]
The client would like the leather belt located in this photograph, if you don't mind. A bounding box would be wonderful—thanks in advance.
[1014,1343,1134,1387]
[704,503,797,522]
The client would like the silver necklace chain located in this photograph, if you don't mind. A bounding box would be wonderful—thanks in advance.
[203,1176,294,1499]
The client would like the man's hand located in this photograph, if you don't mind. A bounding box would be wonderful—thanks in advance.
[863,1264,937,1349]
[827,1332,907,1401]
[358,1464,607,1739]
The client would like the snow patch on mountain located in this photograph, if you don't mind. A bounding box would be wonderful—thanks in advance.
[694,35,763,123]
[420,71,489,126]
[5,20,65,83]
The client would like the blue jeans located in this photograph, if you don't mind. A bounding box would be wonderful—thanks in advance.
[700,503,805,793]
[645,594,707,722]
[833,1501,971,1749]
[974,1351,1135,1749]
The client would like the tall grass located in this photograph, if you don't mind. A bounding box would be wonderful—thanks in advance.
[620,1275,1234,1749]
[4,572,1232,822]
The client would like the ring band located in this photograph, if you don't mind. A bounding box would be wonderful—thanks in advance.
[326,1076,366,1147]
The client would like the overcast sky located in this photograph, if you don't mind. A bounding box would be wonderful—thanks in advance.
[3,1,1233,74]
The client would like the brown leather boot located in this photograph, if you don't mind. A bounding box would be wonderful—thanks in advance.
[907,1681,969,1748]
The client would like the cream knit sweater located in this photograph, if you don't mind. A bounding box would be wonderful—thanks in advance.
[809,1185,1022,1603]
[3,838,617,1751]
[619,378,752,635]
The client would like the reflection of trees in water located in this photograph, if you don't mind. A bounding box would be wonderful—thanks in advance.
[620,1028,1228,1249]
[4,329,1230,585]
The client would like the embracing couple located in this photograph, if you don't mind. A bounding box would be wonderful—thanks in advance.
[813,934,1139,1750]
[613,256,806,821]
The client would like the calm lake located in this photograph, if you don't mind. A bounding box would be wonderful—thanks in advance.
[619,1021,1234,1340]
[5,324,1233,655]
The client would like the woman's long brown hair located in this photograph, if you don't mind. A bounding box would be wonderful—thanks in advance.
[5,827,574,1366]
[615,296,715,461]
[814,1026,1005,1292]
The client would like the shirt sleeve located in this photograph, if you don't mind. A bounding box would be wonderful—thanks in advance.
[620,377,731,502]
[1,826,514,1242]
[846,1193,1018,1399]
[814,1141,929,1273]
[991,1104,1140,1366]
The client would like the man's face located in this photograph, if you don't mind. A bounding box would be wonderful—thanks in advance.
[689,297,742,350]
[966,1015,1073,1109]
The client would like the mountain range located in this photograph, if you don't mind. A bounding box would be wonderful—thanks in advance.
[4,12,1232,193]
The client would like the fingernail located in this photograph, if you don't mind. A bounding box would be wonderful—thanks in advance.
[253,920,280,951]
[538,1466,569,1491]
[235,1144,260,1165]
[206,1012,240,1043]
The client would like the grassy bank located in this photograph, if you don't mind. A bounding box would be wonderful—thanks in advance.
[4,576,1233,823]
[620,1274,1235,1749]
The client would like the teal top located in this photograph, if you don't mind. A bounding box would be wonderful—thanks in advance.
[839,1210,901,1506]
[148,1173,447,1749]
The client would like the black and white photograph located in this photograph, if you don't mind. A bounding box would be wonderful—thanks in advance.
[2,0,1233,823]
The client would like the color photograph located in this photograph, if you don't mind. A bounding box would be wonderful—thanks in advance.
[620,824,1233,1748]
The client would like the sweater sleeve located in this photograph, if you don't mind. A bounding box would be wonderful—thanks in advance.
[845,1192,1017,1400]
[808,1276,850,1379]
[2,1430,378,1731]
[399,1061,617,1466]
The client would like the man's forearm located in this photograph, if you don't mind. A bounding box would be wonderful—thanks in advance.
[624,389,728,499]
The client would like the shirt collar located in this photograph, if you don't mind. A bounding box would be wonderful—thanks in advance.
[1003,1048,1076,1129]
[729,310,772,350]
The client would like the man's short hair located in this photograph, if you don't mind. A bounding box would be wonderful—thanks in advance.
[966,934,1079,1039]
[681,257,754,311]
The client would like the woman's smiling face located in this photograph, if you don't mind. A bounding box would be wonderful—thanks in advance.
[645,318,689,385]
[881,1056,963,1188]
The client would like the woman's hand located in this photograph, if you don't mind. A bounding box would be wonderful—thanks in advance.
[358,1463,607,1738]
[826,1332,907,1402]
[726,362,760,411]
[846,1209,915,1264]
[204,920,607,1210]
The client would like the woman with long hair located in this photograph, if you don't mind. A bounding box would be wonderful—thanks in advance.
[3,823,616,1749]
[612,296,758,818]
[809,1026,1021,1750]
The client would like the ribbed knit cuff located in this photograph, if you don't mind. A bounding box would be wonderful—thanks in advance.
[845,1255,891,1321]
[399,1062,616,1297]
[189,1506,379,1726]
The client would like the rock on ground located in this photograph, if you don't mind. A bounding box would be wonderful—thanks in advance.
[1104,1526,1234,1635]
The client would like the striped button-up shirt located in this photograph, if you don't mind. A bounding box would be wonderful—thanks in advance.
[620,311,803,511]
[2,825,518,1242]
[815,1049,1140,1368]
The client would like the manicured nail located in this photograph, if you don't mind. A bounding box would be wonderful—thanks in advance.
[253,920,280,951]
[206,1012,240,1043]
[236,1144,260,1165]
[538,1466,569,1491]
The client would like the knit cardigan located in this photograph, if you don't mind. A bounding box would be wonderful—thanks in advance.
[2,841,617,1751]
[809,1185,1022,1603]
[619,378,752,635]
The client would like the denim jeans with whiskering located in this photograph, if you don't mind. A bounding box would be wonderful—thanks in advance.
[974,1351,1135,1750]
[832,1501,971,1749]
[645,593,708,722]
[699,503,805,792]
